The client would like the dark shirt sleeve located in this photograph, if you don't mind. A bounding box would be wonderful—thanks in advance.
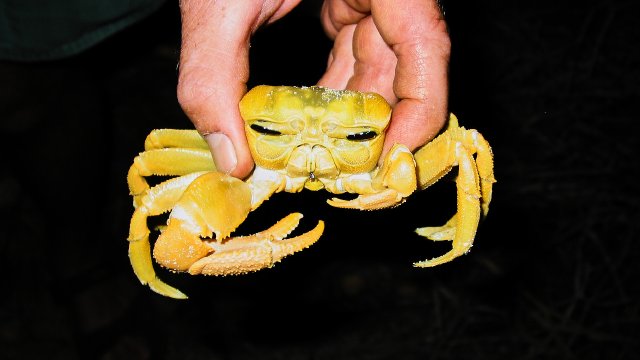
[0,0,166,61]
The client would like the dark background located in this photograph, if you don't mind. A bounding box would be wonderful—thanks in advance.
[1,0,639,359]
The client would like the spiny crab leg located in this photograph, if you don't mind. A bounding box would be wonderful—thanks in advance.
[415,215,457,241]
[188,213,324,276]
[128,171,210,299]
[413,140,481,267]
[412,115,495,267]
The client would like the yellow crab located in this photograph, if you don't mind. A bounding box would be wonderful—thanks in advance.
[127,85,495,299]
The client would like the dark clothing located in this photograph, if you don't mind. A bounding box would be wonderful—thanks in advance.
[0,0,165,61]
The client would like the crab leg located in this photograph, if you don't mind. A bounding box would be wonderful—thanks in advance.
[128,148,214,207]
[471,130,495,216]
[414,114,495,214]
[412,114,495,266]
[327,144,417,210]
[414,123,457,190]
[414,142,481,267]
[415,215,457,241]
[188,213,325,276]
[128,128,212,202]
[143,129,208,150]
[128,171,209,299]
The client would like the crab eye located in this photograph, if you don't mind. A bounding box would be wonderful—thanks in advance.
[347,130,378,141]
[250,124,282,136]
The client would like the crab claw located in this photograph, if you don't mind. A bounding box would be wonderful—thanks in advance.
[149,172,324,297]
[327,188,407,210]
[327,144,417,210]
[188,213,324,276]
[152,171,252,264]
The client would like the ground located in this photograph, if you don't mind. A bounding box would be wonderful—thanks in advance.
[1,0,639,359]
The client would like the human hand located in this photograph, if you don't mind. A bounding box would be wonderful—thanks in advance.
[317,0,451,157]
[177,0,450,178]
[177,0,301,178]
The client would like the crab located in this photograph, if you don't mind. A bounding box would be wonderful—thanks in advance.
[127,85,495,299]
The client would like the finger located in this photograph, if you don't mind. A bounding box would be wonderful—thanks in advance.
[345,16,397,105]
[317,24,356,89]
[320,0,368,38]
[178,1,254,177]
[320,0,450,153]
[177,0,300,178]
[370,0,450,153]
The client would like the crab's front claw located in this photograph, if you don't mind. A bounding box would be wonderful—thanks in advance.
[152,171,253,268]
[188,213,324,276]
[328,144,417,210]
[128,171,211,299]
[128,171,252,299]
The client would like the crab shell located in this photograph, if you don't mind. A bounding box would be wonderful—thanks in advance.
[240,85,392,189]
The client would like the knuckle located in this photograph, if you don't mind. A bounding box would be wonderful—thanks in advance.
[176,71,217,115]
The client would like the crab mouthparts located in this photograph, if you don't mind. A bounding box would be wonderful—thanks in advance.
[305,171,324,191]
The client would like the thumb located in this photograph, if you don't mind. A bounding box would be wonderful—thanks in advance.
[177,0,258,178]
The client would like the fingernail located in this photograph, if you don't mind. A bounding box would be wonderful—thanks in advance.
[205,133,237,174]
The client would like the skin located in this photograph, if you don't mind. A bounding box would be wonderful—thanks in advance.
[177,0,450,178]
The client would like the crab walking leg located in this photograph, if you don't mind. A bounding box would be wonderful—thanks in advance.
[327,144,417,210]
[414,143,482,267]
[143,129,208,150]
[188,213,325,276]
[412,129,459,240]
[414,124,457,190]
[413,115,495,238]
[128,148,214,207]
[128,171,209,299]
[470,130,496,216]
[415,215,458,241]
